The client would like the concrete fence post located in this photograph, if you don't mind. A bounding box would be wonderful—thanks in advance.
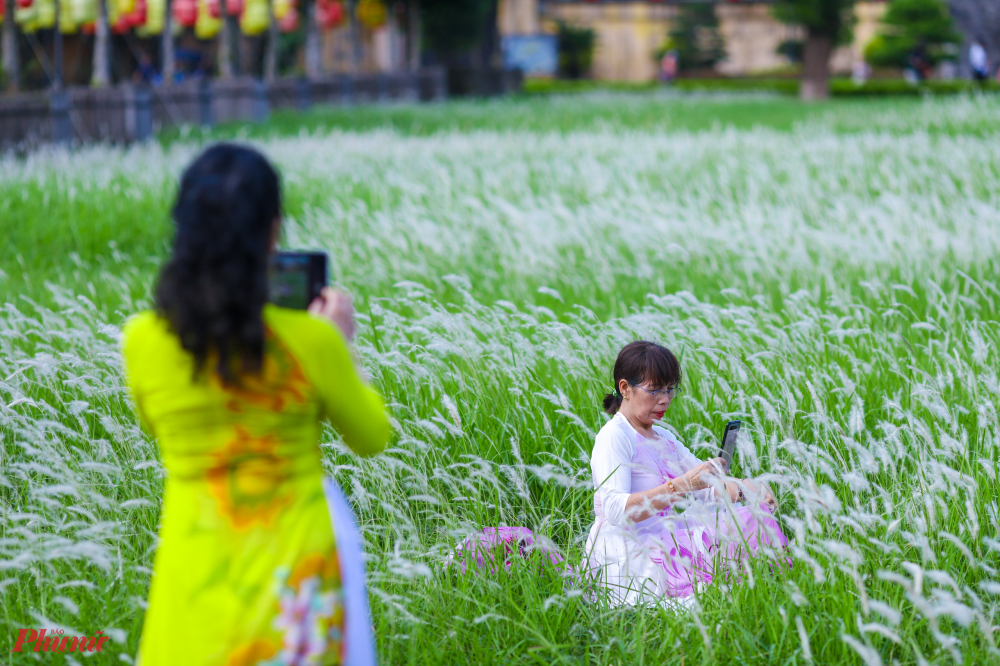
[408,72,419,101]
[340,75,354,105]
[433,68,446,100]
[198,79,214,127]
[134,86,152,141]
[124,85,137,141]
[252,79,270,123]
[50,89,72,146]
[296,77,311,111]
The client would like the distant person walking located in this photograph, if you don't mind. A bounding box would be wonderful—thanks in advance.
[124,144,389,665]
[907,40,933,81]
[660,50,678,84]
[970,40,989,82]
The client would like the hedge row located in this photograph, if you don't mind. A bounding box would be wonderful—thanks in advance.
[524,77,1000,97]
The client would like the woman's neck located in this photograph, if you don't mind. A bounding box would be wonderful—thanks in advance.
[620,410,655,439]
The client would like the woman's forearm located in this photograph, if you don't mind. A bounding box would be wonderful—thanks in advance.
[622,470,746,524]
[623,475,748,523]
[623,482,679,523]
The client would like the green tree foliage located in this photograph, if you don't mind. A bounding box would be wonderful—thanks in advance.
[422,0,493,58]
[557,22,596,79]
[865,0,962,67]
[663,2,726,72]
[772,0,857,42]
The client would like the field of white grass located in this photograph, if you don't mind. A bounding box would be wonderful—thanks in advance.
[1,93,1000,665]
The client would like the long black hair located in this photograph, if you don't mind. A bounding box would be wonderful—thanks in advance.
[155,143,281,385]
[602,341,682,415]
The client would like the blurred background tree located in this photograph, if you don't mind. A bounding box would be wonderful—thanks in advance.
[865,0,961,69]
[421,0,497,67]
[557,21,595,79]
[772,0,857,99]
[776,39,804,65]
[660,2,725,74]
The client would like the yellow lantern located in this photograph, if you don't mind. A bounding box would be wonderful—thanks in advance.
[57,0,95,32]
[58,0,76,32]
[106,0,119,29]
[15,1,38,32]
[70,0,97,24]
[194,0,221,38]
[34,0,55,28]
[137,0,164,35]
[355,0,384,29]
[238,0,266,35]
[272,0,290,21]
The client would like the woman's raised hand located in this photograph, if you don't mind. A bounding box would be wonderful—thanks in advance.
[742,478,777,509]
[675,457,728,493]
[309,288,356,341]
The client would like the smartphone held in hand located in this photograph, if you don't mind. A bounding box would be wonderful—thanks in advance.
[268,251,328,310]
[719,420,741,468]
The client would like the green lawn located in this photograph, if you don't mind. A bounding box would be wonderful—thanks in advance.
[1,92,999,665]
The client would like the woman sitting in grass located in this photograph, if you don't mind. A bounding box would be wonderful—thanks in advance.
[585,341,787,605]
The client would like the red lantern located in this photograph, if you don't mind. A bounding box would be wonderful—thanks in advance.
[127,0,148,26]
[225,0,242,16]
[173,0,197,26]
[112,13,131,33]
[278,6,298,32]
[317,0,343,30]
[207,0,220,18]
[16,0,33,9]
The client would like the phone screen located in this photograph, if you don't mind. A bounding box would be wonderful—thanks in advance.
[720,421,741,467]
[269,252,327,310]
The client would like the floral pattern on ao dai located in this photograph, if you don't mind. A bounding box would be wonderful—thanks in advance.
[584,412,788,605]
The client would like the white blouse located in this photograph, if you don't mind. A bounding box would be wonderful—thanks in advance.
[591,412,713,528]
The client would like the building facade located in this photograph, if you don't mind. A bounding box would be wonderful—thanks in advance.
[499,0,887,80]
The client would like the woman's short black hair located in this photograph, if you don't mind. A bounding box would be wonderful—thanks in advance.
[602,340,682,415]
[155,143,281,385]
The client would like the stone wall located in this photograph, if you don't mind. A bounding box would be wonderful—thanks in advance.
[499,0,541,34]
[715,3,801,76]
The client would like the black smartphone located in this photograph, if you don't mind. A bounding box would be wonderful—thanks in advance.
[268,251,328,310]
[719,420,741,467]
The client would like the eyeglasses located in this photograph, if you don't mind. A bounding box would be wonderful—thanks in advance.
[628,382,683,398]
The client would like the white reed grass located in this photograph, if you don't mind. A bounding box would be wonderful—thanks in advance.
[1,95,998,663]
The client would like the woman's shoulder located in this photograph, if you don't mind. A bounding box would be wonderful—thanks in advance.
[120,312,188,383]
[121,311,174,353]
[594,413,635,451]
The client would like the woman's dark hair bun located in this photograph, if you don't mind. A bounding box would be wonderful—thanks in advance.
[602,341,682,415]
